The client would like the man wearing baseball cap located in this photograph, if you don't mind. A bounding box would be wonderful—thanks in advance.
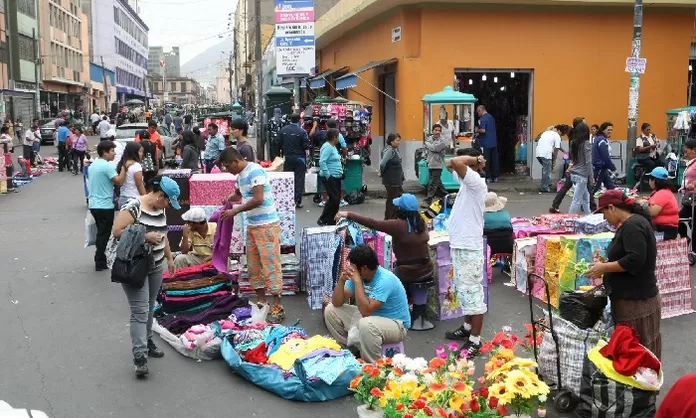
[174,207,217,268]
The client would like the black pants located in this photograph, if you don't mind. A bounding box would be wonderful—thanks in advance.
[655,224,679,241]
[90,208,115,268]
[23,145,35,166]
[57,143,67,171]
[384,185,403,220]
[284,156,306,206]
[426,168,447,202]
[552,172,597,211]
[678,204,696,252]
[483,146,499,179]
[319,176,341,225]
[73,150,86,174]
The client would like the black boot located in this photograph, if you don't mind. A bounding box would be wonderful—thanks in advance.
[148,339,164,358]
[134,355,148,377]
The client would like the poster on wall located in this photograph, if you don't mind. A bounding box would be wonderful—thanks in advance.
[275,0,315,76]
[204,118,229,136]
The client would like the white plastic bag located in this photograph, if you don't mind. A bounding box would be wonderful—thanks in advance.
[304,166,319,194]
[250,302,270,324]
[84,210,97,247]
[347,325,360,349]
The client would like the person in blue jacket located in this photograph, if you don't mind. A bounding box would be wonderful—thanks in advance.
[592,122,617,193]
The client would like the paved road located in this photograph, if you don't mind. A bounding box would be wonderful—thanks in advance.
[0,152,692,417]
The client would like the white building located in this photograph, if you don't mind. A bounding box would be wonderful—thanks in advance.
[90,0,149,103]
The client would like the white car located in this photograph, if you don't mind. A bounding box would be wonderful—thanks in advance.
[0,400,49,417]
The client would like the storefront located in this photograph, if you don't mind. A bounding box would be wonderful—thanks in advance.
[40,81,86,120]
[315,1,695,179]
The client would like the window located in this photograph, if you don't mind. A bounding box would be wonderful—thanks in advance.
[114,7,147,48]
[114,37,147,70]
[18,0,36,17]
[116,67,143,89]
[18,35,34,62]
[180,82,186,92]
[0,41,8,64]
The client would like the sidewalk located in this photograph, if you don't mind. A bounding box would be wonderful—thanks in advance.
[362,168,541,199]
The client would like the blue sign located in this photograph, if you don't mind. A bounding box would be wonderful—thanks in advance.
[274,0,313,10]
[276,36,315,47]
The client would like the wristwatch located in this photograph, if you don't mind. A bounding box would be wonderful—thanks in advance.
[476,155,484,164]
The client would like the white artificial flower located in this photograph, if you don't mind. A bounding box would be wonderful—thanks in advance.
[392,353,408,368]
[399,373,419,384]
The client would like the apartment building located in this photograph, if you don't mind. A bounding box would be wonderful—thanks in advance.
[151,76,201,105]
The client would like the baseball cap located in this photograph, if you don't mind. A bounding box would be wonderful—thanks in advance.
[392,193,419,212]
[594,189,635,213]
[158,176,181,210]
[646,167,670,180]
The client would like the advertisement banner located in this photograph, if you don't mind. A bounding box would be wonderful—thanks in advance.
[275,0,315,76]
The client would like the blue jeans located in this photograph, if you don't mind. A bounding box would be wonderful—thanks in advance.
[569,174,591,215]
[537,157,552,192]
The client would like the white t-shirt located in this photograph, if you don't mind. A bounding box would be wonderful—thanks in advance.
[23,129,35,146]
[448,168,487,250]
[90,113,100,124]
[535,130,561,160]
[98,120,111,137]
[120,162,143,198]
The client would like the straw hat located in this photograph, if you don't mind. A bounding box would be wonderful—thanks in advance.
[484,192,507,212]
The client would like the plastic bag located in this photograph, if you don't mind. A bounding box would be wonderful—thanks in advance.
[250,302,270,323]
[84,211,97,247]
[305,167,318,194]
[347,325,360,349]
[559,286,608,329]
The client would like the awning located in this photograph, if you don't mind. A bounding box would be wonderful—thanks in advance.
[335,58,397,90]
[307,66,349,89]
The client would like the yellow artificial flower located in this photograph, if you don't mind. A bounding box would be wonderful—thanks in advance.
[511,358,537,368]
[489,382,513,405]
[423,391,436,402]
[379,396,388,408]
[496,349,516,362]
[505,370,534,399]
[449,395,466,411]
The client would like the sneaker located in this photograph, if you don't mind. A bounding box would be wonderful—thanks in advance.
[318,200,326,207]
[461,340,482,358]
[133,355,149,377]
[340,200,349,207]
[549,207,560,214]
[267,305,286,324]
[147,339,165,358]
[445,325,471,341]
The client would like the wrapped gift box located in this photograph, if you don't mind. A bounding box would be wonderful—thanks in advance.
[655,238,694,319]
[558,235,583,293]
[189,173,236,205]
[575,233,613,288]
[267,172,295,213]
[539,213,579,231]
[513,237,537,293]
[531,235,563,307]
[574,214,612,235]
[376,232,395,269]
[426,263,489,320]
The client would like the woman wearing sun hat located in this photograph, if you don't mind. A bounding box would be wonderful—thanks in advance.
[643,167,679,240]
[336,193,433,288]
[483,192,513,256]
[112,175,181,377]
[585,188,661,359]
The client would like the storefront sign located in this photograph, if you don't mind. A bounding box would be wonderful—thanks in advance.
[275,0,315,76]
[625,57,647,74]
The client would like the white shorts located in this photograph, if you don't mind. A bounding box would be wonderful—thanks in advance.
[451,247,488,316]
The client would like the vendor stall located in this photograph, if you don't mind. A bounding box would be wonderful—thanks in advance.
[418,86,477,191]
[664,106,696,184]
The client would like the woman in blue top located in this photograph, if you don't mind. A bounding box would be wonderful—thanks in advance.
[318,128,343,226]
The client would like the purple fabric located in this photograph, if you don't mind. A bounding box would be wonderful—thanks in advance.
[232,306,251,320]
[161,290,230,303]
[210,201,235,273]
[159,294,249,335]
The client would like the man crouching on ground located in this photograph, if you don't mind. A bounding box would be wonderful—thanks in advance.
[324,245,410,363]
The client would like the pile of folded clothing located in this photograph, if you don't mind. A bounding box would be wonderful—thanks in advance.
[237,253,301,297]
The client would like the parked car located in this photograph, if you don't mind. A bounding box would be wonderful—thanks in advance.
[113,123,177,168]
[38,118,58,144]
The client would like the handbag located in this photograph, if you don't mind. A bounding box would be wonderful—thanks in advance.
[559,285,608,329]
[109,200,153,288]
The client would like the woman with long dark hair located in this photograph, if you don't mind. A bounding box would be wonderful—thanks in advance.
[117,141,146,208]
[335,193,433,289]
[568,122,593,215]
[180,130,201,172]
[586,189,661,360]
[550,117,584,213]
[380,133,405,219]
[644,167,679,240]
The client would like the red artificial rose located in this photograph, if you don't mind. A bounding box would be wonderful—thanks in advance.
[501,339,515,349]
[492,332,505,345]
[480,342,495,354]
[488,397,499,408]
[404,414,415,418]
[497,405,508,416]
[479,386,489,399]
[423,406,434,416]
[411,399,427,410]
[470,399,480,413]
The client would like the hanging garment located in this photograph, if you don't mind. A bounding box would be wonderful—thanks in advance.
[210,201,236,273]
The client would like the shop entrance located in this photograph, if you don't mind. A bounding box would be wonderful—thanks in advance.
[455,70,532,175]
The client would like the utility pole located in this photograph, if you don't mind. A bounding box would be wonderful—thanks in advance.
[32,28,40,119]
[100,56,110,113]
[254,0,265,159]
[625,0,643,174]
[228,53,234,108]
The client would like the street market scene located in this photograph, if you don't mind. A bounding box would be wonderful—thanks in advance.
[2,0,696,417]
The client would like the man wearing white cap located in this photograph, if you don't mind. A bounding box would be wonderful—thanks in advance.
[174,207,217,268]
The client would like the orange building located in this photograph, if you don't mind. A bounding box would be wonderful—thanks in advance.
[314,0,696,179]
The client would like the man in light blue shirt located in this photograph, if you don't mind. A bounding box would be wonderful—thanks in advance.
[325,245,410,363]
[203,122,226,172]
[56,121,71,172]
[87,140,129,271]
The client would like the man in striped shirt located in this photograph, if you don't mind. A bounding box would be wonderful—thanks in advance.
[220,147,285,323]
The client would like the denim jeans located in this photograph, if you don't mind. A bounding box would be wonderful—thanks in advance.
[122,262,165,358]
[569,174,591,215]
[537,157,552,191]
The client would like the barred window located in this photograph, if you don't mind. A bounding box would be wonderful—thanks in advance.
[18,0,36,18]
[18,35,34,62]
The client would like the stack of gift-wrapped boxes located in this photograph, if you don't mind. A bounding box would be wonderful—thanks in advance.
[163,168,193,251]
[425,231,490,321]
[236,253,301,297]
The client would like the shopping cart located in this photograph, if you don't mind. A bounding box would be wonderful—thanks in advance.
[526,272,577,413]
[678,190,696,266]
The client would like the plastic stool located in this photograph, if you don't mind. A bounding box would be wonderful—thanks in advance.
[382,341,405,358]
[409,279,436,331]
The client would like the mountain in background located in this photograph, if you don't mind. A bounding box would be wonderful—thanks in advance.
[180,38,235,86]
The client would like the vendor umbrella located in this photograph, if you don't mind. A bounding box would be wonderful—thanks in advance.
[126,99,145,106]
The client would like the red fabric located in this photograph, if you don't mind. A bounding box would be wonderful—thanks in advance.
[23,159,31,176]
[163,261,216,280]
[242,342,268,364]
[656,374,696,418]
[599,325,661,376]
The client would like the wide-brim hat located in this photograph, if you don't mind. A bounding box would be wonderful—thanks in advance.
[484,192,507,212]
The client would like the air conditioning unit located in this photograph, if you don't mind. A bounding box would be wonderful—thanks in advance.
[391,27,402,43]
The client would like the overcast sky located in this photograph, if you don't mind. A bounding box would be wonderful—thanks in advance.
[139,0,239,65]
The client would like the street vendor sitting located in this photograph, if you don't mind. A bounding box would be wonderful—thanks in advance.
[324,245,410,363]
[174,207,217,269]
[483,192,514,256]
